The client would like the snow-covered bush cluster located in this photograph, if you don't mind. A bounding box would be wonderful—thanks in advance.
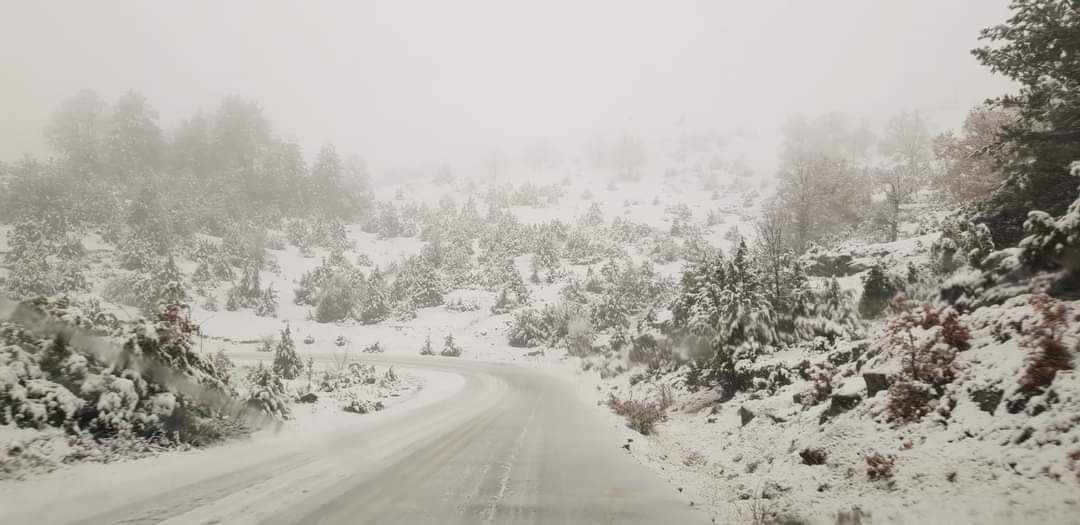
[0,298,258,475]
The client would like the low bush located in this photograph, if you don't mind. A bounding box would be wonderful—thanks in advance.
[419,335,435,356]
[607,387,674,435]
[865,452,896,480]
[0,299,254,466]
[1019,295,1075,395]
[800,447,828,466]
[441,334,463,357]
[243,363,291,420]
[883,302,969,422]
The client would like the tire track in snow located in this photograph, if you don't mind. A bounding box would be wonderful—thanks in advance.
[482,394,541,524]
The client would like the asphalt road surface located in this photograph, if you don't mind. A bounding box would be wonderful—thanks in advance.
[5,354,708,524]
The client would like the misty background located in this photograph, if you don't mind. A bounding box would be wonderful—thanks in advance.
[2,1,1013,178]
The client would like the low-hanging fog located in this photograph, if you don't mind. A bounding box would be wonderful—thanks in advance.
[2,0,1012,175]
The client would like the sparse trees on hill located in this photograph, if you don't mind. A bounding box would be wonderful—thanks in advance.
[932,107,1013,204]
[774,113,874,251]
[878,110,934,242]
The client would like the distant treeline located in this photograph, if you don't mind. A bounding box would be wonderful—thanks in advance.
[0,90,370,237]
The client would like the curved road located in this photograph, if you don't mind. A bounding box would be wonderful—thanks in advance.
[4,355,707,524]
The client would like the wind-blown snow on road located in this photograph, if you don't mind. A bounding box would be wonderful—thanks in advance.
[1,354,706,524]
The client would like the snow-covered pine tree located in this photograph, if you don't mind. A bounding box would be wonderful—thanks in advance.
[360,267,392,324]
[441,333,462,357]
[392,255,445,308]
[272,326,303,379]
[858,264,901,319]
[420,335,435,355]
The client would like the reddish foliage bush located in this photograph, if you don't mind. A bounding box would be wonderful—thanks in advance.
[607,386,674,435]
[796,361,835,407]
[865,452,896,480]
[939,310,971,351]
[1019,295,1075,394]
[886,380,934,422]
[1020,337,1074,394]
[883,301,971,423]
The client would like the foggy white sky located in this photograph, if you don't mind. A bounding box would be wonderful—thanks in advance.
[1,1,1013,173]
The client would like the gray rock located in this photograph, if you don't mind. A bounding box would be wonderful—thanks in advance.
[819,393,861,424]
[863,372,891,398]
[970,387,1003,414]
[739,406,755,426]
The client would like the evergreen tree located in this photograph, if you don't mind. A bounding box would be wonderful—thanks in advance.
[858,265,900,319]
[272,326,303,379]
[971,0,1080,246]
[670,241,777,375]
[359,267,392,324]
[158,256,187,308]
[392,256,445,308]
[420,335,435,355]
[441,333,463,357]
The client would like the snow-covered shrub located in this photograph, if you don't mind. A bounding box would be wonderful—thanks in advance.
[362,202,411,239]
[117,233,158,272]
[243,363,290,420]
[1019,198,1080,274]
[564,317,595,356]
[790,278,862,341]
[670,243,778,386]
[445,295,481,312]
[794,361,835,408]
[626,331,676,370]
[0,299,250,462]
[607,387,674,435]
[881,302,969,422]
[342,392,384,414]
[225,265,277,317]
[316,361,375,393]
[295,253,366,322]
[930,217,995,273]
[508,308,546,347]
[563,228,607,265]
[507,302,583,349]
[312,218,353,253]
[210,349,235,385]
[666,203,693,236]
[582,202,605,227]
[590,292,631,331]
[651,235,682,264]
[858,264,902,319]
[419,335,435,356]
[392,255,445,308]
[190,239,235,286]
[440,334,463,357]
[4,222,90,300]
[271,326,302,380]
[359,268,392,324]
[102,256,188,315]
[490,262,530,314]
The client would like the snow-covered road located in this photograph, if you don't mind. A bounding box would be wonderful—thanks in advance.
[1,354,707,524]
